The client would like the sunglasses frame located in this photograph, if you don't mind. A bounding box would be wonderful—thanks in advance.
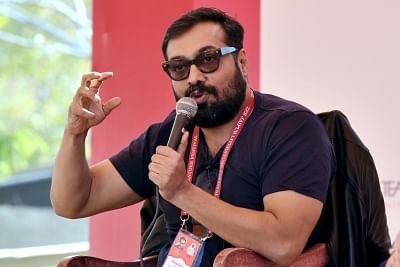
[162,46,238,81]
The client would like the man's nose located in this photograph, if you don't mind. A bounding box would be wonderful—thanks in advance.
[187,64,206,85]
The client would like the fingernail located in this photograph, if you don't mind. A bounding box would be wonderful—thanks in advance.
[82,108,95,116]
[94,94,101,102]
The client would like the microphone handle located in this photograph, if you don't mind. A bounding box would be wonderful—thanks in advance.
[167,113,189,150]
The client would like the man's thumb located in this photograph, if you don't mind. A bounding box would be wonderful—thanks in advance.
[103,97,122,116]
[177,131,189,157]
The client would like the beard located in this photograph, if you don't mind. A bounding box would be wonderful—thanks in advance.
[174,66,247,128]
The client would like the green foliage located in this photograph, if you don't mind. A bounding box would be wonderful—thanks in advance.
[0,0,91,180]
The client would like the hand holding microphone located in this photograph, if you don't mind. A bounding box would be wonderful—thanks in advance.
[148,97,197,200]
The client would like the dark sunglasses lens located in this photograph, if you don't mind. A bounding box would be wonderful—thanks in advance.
[167,60,189,80]
[163,50,221,81]
[197,52,219,73]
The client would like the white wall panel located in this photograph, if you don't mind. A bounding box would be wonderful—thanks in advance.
[261,0,400,239]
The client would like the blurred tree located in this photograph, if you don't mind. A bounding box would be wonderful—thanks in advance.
[0,0,91,180]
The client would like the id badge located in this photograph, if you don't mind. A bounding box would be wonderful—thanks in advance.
[162,228,204,267]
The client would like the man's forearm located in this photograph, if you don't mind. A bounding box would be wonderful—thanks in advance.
[51,130,92,218]
[168,183,320,266]
[169,185,292,263]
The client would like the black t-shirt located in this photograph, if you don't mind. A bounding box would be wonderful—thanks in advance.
[109,91,335,266]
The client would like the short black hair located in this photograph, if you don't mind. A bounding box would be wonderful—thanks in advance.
[162,7,244,59]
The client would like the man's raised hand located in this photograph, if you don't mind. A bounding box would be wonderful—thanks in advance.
[66,72,121,135]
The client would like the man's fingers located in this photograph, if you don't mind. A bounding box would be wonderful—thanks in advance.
[70,104,96,119]
[80,108,96,118]
[102,97,122,116]
[75,72,115,112]
[90,79,103,90]
[89,72,114,91]
[74,86,100,103]
[98,72,114,82]
[80,71,113,90]
[80,72,101,87]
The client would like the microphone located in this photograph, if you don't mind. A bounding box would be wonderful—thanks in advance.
[167,97,198,150]
[140,98,196,264]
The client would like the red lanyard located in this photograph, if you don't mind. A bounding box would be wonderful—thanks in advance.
[181,90,255,234]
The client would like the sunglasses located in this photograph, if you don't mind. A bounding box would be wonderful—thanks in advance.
[162,47,238,81]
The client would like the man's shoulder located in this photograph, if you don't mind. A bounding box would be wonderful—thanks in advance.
[123,111,176,149]
[147,110,176,133]
[251,91,326,137]
[254,91,313,114]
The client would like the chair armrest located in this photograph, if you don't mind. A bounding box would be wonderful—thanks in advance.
[57,254,158,267]
[213,243,329,267]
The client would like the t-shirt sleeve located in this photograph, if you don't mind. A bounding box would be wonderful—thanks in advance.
[109,116,174,199]
[261,111,335,203]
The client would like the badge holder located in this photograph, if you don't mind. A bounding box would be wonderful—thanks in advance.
[162,216,210,267]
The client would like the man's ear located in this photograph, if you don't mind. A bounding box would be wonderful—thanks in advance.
[237,49,248,80]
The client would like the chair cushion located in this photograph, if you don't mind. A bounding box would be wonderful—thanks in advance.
[58,255,158,267]
[213,243,328,267]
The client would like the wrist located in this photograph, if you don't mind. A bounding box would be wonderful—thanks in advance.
[167,180,193,206]
[63,127,88,146]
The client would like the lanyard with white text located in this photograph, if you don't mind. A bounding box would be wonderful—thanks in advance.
[180,90,255,237]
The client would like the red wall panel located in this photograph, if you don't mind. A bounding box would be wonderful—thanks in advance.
[91,0,259,260]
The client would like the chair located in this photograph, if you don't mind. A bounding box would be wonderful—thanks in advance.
[213,243,329,267]
[317,110,390,266]
[58,244,327,267]
[58,110,391,267]
[57,255,158,267]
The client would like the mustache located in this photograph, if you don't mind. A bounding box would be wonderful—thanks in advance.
[185,83,218,97]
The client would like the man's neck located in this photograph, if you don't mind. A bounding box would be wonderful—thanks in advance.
[201,121,235,158]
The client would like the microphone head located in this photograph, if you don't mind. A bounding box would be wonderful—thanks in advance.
[176,97,198,119]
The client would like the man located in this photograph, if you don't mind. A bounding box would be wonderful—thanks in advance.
[51,7,335,267]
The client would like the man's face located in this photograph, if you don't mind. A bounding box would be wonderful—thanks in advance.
[165,22,248,128]
[179,65,246,128]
